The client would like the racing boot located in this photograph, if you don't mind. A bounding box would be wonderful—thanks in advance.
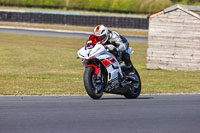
[121,52,135,75]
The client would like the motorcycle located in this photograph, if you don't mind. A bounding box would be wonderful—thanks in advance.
[77,42,141,99]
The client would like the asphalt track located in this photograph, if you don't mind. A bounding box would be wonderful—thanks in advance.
[0,94,200,133]
[0,27,148,42]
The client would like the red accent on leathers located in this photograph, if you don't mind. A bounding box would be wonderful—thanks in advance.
[87,34,108,45]
[88,35,98,45]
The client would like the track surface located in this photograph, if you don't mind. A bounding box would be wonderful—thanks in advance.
[0,27,148,42]
[0,94,200,133]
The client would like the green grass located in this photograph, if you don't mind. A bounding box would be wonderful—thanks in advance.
[0,33,200,95]
[0,33,85,95]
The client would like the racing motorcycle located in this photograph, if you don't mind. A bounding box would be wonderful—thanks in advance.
[77,42,141,99]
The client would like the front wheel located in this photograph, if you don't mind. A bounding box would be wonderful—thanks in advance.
[84,67,104,99]
[124,68,141,99]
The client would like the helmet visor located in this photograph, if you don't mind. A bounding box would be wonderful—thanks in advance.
[96,34,107,41]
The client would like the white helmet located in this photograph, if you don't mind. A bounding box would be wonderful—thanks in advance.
[93,25,109,44]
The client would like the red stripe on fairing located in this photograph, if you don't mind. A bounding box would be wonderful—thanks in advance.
[102,59,111,67]
[102,57,116,67]
[108,57,116,63]
[88,65,100,75]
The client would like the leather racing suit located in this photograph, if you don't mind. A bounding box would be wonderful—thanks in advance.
[87,30,134,73]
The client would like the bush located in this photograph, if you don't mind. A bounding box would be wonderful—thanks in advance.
[67,0,172,13]
[174,0,200,4]
[88,0,115,11]
[139,0,172,13]
[67,0,88,10]
[0,0,198,14]
[0,0,66,8]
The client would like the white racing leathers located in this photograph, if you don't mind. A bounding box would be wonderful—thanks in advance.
[106,31,133,70]
[107,31,129,52]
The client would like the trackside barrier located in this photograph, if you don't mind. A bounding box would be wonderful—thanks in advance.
[0,10,149,29]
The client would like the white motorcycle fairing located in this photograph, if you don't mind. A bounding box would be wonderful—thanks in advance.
[78,42,141,99]
[78,43,126,92]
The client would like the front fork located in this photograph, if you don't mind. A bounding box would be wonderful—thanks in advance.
[87,64,103,91]
[87,64,101,76]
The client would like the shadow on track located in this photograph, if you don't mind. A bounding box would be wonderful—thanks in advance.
[101,96,154,100]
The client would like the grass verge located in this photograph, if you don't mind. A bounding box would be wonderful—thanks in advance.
[0,33,199,95]
[0,6,147,18]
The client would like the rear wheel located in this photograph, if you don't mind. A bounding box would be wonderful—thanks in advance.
[84,67,104,99]
[124,69,141,99]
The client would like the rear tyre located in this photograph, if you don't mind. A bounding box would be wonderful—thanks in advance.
[84,67,103,99]
[124,69,141,99]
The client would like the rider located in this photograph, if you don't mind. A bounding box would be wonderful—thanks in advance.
[87,25,134,74]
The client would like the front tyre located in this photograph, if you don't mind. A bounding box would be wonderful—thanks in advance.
[84,67,103,99]
[124,69,141,99]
